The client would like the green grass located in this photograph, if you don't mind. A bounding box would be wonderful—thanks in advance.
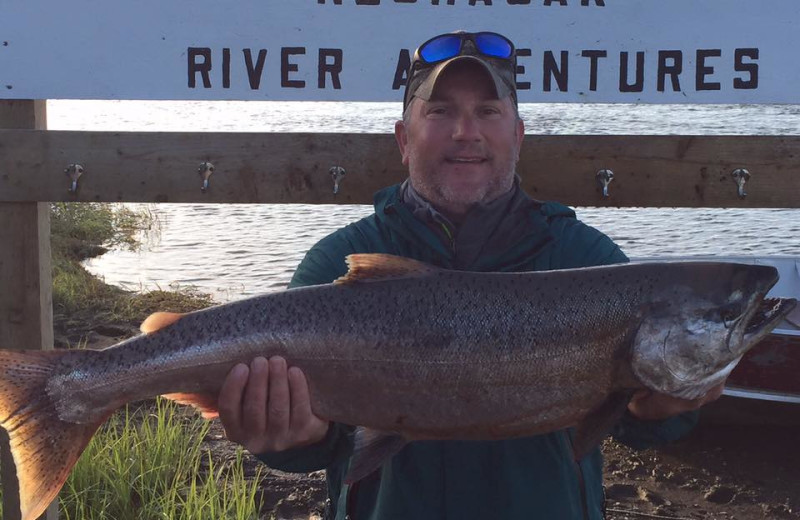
[60,398,263,520]
[50,202,169,319]
[0,400,264,520]
[50,202,158,260]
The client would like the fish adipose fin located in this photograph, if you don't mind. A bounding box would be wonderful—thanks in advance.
[335,254,439,285]
[162,392,219,419]
[140,311,186,334]
[344,427,407,484]
[0,348,109,520]
[572,391,634,461]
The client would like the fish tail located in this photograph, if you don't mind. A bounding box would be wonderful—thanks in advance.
[0,348,107,520]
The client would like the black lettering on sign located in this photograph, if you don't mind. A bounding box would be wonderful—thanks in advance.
[509,0,606,4]
[222,48,231,89]
[657,50,682,92]
[696,49,721,91]
[316,0,605,5]
[188,47,212,88]
[393,49,412,90]
[580,50,606,91]
[620,51,644,92]
[515,48,532,90]
[319,49,343,89]
[734,48,758,89]
[543,51,568,91]
[244,49,268,89]
[316,0,383,5]
[282,47,306,88]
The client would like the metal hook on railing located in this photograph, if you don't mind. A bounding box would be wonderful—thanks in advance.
[64,164,84,193]
[731,168,751,198]
[595,169,614,198]
[198,162,215,192]
[329,165,346,195]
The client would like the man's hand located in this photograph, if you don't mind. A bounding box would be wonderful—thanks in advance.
[627,382,726,421]
[218,356,330,454]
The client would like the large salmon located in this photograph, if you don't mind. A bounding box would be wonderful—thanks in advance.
[0,254,795,520]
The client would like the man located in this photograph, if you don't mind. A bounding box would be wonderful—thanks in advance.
[218,31,723,519]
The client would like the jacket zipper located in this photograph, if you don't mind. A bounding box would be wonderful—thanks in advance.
[439,222,457,256]
[566,431,591,520]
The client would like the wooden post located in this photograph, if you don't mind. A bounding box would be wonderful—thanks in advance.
[0,100,58,520]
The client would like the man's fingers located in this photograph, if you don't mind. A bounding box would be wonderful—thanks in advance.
[219,357,329,453]
[288,367,311,416]
[288,366,313,427]
[288,366,330,446]
[218,363,249,440]
[699,382,725,405]
[242,357,269,435]
[266,356,292,441]
[628,381,728,421]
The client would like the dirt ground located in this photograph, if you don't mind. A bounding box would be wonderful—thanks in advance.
[601,398,800,520]
[210,397,800,520]
[68,326,799,520]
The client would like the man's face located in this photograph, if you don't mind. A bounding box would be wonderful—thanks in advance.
[395,62,524,221]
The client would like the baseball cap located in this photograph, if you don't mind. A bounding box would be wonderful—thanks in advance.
[403,31,518,112]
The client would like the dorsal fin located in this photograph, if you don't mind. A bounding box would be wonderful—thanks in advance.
[140,312,185,334]
[334,254,439,285]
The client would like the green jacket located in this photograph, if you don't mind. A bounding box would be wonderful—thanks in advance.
[259,184,697,520]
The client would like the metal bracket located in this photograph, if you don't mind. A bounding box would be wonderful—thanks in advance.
[64,164,84,193]
[198,162,215,192]
[731,168,751,198]
[595,169,614,198]
[329,165,346,195]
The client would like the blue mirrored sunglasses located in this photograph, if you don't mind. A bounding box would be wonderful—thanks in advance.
[417,32,515,64]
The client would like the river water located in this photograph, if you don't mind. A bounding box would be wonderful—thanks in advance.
[46,100,800,301]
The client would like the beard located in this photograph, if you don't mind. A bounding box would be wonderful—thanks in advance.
[408,154,517,219]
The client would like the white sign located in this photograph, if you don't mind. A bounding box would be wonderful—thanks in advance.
[0,1,797,103]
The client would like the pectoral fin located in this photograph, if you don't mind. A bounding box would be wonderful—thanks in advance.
[162,392,219,419]
[344,427,407,484]
[140,312,185,334]
[573,391,634,461]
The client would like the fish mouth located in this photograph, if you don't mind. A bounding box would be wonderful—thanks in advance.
[743,297,797,337]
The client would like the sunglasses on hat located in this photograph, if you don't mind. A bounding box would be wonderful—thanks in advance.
[415,32,515,65]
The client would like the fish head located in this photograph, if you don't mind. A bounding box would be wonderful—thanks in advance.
[630,262,797,400]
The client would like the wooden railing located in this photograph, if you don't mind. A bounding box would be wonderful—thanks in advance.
[2,130,798,207]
